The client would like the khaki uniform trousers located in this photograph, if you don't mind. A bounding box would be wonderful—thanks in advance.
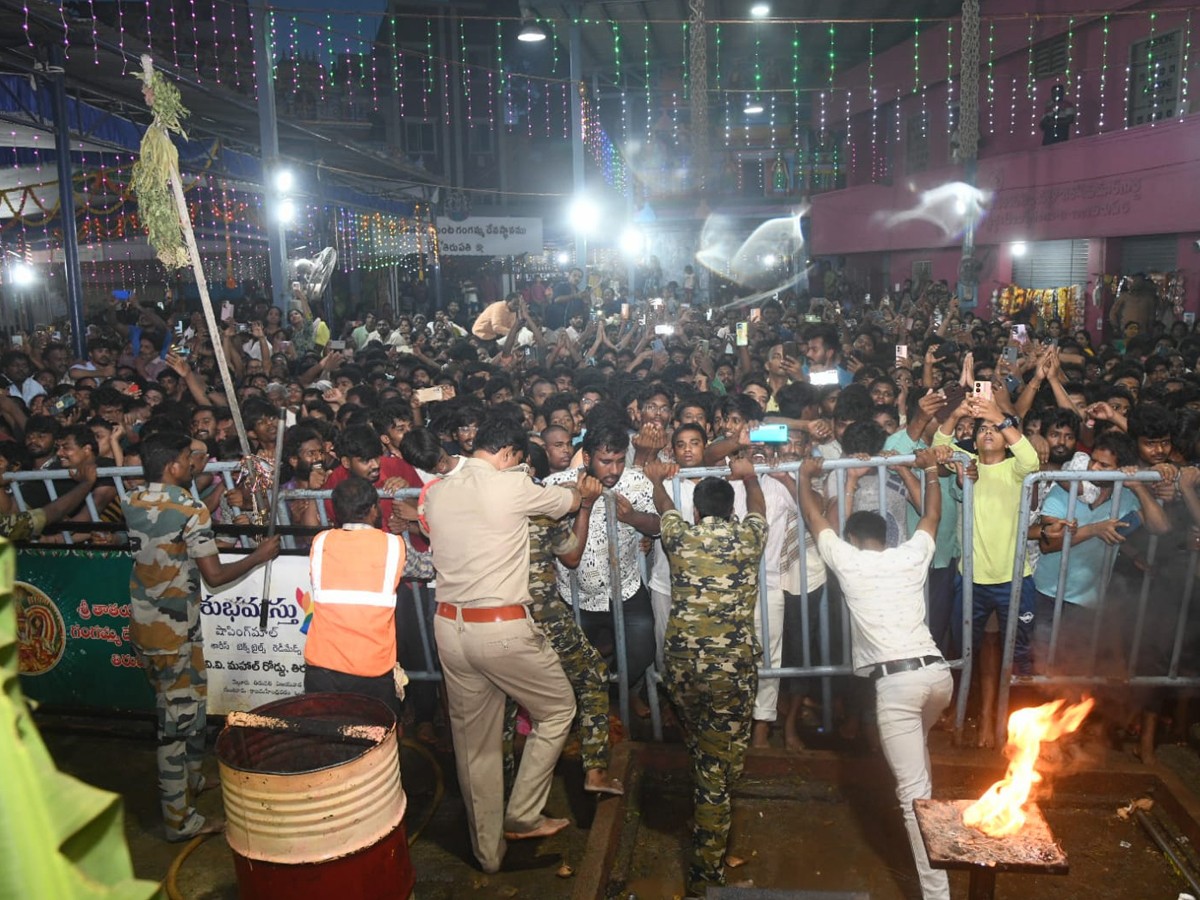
[434,607,576,873]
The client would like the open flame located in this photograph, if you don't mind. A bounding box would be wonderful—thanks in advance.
[962,698,1095,837]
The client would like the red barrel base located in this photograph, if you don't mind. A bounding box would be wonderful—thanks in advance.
[230,821,414,900]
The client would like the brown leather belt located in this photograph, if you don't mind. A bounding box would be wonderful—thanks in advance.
[436,602,528,623]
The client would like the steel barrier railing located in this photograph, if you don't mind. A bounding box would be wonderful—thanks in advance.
[29,457,1191,754]
[993,469,1180,746]
[4,462,248,545]
[669,456,979,742]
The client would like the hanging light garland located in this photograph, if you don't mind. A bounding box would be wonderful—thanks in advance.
[946,19,955,137]
[1148,11,1160,126]
[793,24,802,153]
[1181,11,1192,122]
[986,18,995,134]
[1098,14,1109,130]
[644,21,652,136]
[914,18,927,138]
[1025,16,1037,136]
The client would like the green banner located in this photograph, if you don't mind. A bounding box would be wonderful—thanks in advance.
[15,549,154,713]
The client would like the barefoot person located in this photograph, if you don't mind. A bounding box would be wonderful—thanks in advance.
[797,448,952,900]
[645,456,767,898]
[421,411,583,873]
[123,432,279,841]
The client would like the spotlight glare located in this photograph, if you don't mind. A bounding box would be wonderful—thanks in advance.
[556,251,571,266]
[568,196,600,235]
[763,254,777,266]
[1010,241,1028,258]
[10,262,35,287]
[276,198,297,224]
[274,168,295,193]
[750,3,770,17]
[744,101,764,115]
[619,226,645,258]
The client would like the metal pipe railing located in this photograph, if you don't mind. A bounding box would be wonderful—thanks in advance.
[994,469,1164,747]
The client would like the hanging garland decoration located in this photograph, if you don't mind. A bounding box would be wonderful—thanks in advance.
[1026,16,1038,136]
[130,57,191,269]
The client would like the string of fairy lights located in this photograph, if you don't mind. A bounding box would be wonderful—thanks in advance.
[22,0,1195,146]
[0,142,433,284]
[6,3,1196,280]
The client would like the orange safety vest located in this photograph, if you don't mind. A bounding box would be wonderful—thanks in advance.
[304,526,406,678]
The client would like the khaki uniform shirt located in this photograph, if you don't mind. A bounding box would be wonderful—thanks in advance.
[423,459,575,606]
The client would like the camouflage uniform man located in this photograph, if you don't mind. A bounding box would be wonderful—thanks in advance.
[645,458,767,897]
[123,433,279,841]
[503,467,623,795]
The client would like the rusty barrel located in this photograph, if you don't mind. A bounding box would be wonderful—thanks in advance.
[215,693,414,899]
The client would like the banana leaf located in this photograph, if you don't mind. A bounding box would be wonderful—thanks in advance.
[0,539,161,899]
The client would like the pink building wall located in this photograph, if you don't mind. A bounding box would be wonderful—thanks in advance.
[810,0,1200,319]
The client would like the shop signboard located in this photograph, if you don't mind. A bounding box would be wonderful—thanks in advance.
[15,550,314,716]
[435,216,543,256]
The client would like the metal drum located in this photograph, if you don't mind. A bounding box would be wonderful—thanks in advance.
[215,693,413,899]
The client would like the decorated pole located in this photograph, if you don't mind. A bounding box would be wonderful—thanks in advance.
[131,54,251,457]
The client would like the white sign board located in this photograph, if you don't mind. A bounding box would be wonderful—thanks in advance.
[200,554,311,715]
[436,216,543,256]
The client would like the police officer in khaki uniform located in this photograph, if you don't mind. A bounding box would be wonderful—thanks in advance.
[421,412,584,874]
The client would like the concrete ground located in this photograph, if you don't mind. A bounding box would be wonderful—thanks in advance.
[36,702,1200,900]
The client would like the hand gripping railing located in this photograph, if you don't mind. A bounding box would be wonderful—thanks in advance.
[3,462,246,545]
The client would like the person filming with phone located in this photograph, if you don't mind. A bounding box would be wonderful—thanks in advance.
[804,323,853,387]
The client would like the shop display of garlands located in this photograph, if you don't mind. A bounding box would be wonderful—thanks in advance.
[997,284,1084,329]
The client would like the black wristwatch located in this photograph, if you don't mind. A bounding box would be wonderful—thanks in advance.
[998,414,1021,432]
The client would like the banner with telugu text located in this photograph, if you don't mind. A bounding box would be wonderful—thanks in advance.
[435,216,543,256]
[15,550,314,716]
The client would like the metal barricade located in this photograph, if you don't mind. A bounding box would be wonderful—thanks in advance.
[4,462,246,545]
[992,469,1187,747]
[656,455,976,741]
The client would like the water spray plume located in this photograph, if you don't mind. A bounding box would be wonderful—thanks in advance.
[963,698,1095,837]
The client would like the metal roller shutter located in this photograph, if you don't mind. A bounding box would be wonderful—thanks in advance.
[1121,235,1178,275]
[1011,239,1090,288]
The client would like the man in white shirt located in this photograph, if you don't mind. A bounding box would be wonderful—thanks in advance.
[797,446,953,900]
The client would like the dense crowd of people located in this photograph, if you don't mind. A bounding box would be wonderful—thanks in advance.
[8,270,1200,895]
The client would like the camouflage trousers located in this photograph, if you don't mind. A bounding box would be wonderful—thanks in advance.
[664,651,757,897]
[503,594,611,787]
[136,640,209,838]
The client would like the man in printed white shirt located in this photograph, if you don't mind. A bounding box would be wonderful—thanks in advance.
[545,417,660,701]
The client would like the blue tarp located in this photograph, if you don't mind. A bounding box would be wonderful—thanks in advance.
[0,74,416,218]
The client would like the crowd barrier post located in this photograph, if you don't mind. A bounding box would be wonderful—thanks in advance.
[603,489,632,729]
[953,472,976,746]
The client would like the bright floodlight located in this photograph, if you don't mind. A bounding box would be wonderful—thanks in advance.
[750,3,770,17]
[556,251,571,266]
[1011,241,1028,257]
[619,226,644,258]
[518,17,547,42]
[10,262,35,287]
[744,99,764,115]
[276,198,297,224]
[568,197,599,235]
[763,254,777,266]
[274,168,295,193]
